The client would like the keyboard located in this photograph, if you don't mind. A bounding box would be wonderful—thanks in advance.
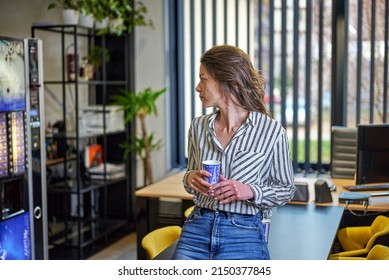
[344,184,389,192]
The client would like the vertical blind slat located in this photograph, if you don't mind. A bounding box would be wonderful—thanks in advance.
[383,0,389,123]
[369,0,376,123]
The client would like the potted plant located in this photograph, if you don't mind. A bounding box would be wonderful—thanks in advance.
[47,0,80,10]
[79,0,94,28]
[47,0,81,25]
[90,0,154,36]
[88,45,110,77]
[110,87,166,186]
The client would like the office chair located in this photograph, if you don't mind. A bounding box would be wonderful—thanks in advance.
[364,245,389,260]
[337,215,389,251]
[141,225,182,259]
[328,216,389,260]
[331,126,358,179]
[184,205,195,218]
[330,244,389,260]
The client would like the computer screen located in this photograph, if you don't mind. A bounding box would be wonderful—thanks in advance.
[356,123,389,185]
[0,211,31,260]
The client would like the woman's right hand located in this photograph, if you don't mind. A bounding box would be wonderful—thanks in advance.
[187,170,213,196]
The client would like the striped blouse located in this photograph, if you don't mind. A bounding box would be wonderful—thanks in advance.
[182,111,296,216]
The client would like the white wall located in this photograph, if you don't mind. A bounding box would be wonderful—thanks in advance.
[134,0,170,186]
[0,0,170,187]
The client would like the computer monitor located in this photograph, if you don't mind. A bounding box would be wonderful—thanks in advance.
[356,123,389,185]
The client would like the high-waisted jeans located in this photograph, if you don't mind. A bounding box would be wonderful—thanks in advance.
[172,206,270,260]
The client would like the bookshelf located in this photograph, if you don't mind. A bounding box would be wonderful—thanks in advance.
[31,24,136,259]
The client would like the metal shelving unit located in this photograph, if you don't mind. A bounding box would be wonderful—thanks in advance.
[31,24,136,259]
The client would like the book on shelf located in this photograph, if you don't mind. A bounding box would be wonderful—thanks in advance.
[84,144,103,168]
[86,162,126,180]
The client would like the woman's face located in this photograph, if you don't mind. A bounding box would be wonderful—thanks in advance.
[195,64,223,108]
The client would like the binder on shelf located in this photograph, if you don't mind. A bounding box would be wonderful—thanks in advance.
[84,144,103,168]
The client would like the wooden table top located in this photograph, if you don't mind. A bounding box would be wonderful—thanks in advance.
[135,171,389,212]
[135,171,192,200]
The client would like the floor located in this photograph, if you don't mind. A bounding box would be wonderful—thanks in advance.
[87,232,138,260]
[87,199,185,260]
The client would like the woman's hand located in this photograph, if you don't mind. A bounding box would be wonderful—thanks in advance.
[209,174,254,204]
[187,170,213,196]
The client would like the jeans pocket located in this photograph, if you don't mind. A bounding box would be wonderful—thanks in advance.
[185,207,202,223]
[230,213,260,230]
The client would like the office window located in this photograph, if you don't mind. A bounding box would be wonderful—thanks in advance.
[345,0,389,126]
[168,0,388,174]
[255,0,333,173]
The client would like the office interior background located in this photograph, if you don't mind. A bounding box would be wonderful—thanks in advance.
[0,0,388,260]
[1,0,388,185]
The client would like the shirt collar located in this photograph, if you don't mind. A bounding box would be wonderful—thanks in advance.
[208,110,257,128]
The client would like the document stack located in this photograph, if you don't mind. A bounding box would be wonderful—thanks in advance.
[86,163,126,180]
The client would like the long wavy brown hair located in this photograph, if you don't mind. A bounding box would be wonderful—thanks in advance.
[200,45,271,116]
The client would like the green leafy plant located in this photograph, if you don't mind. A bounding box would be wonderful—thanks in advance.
[47,0,81,10]
[110,87,166,185]
[48,0,153,36]
[93,0,153,36]
[88,45,110,70]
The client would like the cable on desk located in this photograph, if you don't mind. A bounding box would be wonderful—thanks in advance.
[345,201,389,217]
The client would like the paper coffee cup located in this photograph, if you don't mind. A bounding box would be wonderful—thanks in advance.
[202,160,220,184]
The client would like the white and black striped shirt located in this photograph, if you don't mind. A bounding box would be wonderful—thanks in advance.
[183,111,296,216]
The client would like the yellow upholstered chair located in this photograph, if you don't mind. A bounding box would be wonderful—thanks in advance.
[329,215,389,260]
[184,205,195,218]
[332,244,389,260]
[337,215,389,251]
[141,225,182,259]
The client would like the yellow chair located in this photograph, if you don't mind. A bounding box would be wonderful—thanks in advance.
[337,215,389,251]
[141,225,182,259]
[333,244,389,260]
[184,205,195,218]
[329,216,389,260]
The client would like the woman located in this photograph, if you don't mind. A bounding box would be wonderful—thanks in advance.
[172,45,296,260]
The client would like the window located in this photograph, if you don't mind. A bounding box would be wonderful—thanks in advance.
[168,0,389,175]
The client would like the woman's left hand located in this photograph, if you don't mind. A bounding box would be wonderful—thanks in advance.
[209,174,254,204]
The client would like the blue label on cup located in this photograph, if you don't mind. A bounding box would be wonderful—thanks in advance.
[202,160,220,184]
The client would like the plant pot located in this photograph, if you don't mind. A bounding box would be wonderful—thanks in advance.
[63,9,80,25]
[79,13,94,28]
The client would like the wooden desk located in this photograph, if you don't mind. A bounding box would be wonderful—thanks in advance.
[330,179,389,212]
[154,204,344,260]
[135,171,192,259]
[135,171,191,200]
[292,177,389,212]
[135,172,389,259]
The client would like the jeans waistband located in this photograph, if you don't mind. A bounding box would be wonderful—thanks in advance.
[194,206,260,218]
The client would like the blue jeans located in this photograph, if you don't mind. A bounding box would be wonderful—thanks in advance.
[172,207,270,260]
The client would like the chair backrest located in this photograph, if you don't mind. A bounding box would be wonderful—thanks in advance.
[367,244,389,260]
[331,126,358,179]
[365,227,389,253]
[370,215,389,234]
[184,205,195,218]
[141,225,182,259]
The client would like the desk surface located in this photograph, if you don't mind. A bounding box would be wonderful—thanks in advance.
[135,171,192,200]
[155,203,344,260]
[136,171,388,259]
[135,171,389,212]
[267,204,344,259]
[294,177,389,212]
